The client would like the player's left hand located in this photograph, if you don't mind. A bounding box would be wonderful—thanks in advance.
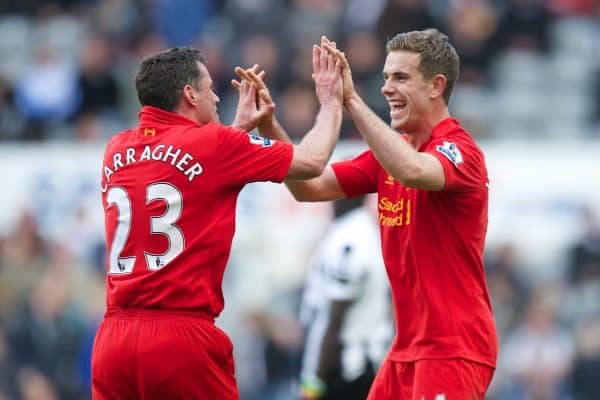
[231,64,274,132]
[312,39,343,107]
[233,65,282,137]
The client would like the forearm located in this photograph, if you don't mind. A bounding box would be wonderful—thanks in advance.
[345,96,424,185]
[283,102,344,199]
[258,117,290,142]
[296,102,343,172]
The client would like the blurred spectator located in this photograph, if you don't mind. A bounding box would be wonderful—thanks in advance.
[0,211,47,316]
[74,35,119,119]
[284,0,344,54]
[150,0,217,46]
[14,45,81,138]
[485,243,528,339]
[498,285,574,400]
[0,77,27,140]
[93,0,140,40]
[569,206,600,283]
[495,0,553,53]
[16,366,58,400]
[342,0,387,35]
[278,84,319,141]
[570,317,600,399]
[299,195,393,400]
[546,0,599,17]
[6,265,87,399]
[376,0,438,45]
[239,34,285,89]
[560,206,600,326]
[0,325,16,399]
[444,0,501,85]
[224,0,286,36]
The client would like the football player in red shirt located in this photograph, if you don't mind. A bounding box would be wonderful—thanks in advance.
[236,29,498,400]
[91,46,342,399]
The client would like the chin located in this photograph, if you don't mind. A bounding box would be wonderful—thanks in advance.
[390,119,406,132]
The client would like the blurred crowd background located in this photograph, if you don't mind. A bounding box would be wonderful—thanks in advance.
[0,0,599,399]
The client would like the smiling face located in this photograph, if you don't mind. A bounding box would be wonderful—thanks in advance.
[381,50,433,134]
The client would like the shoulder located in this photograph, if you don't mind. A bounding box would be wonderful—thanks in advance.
[431,125,485,167]
[105,128,134,153]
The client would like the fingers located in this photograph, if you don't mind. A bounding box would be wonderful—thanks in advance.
[257,88,274,107]
[247,81,257,99]
[321,35,337,50]
[334,59,341,77]
[245,70,268,91]
[319,44,328,74]
[235,66,268,91]
[231,79,241,90]
[312,45,321,75]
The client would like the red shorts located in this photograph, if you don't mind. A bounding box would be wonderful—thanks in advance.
[367,358,494,400]
[91,308,239,400]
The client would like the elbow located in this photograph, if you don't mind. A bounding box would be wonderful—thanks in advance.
[290,190,311,202]
[298,157,326,179]
[396,164,423,188]
[307,158,326,178]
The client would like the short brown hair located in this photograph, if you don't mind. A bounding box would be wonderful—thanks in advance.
[386,28,459,104]
[135,47,205,111]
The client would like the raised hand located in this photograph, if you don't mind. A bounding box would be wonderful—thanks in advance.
[233,65,277,131]
[320,36,357,105]
[312,40,343,107]
[231,64,275,132]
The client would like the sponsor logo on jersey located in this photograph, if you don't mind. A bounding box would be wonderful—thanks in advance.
[436,141,463,166]
[248,134,274,147]
[378,196,411,226]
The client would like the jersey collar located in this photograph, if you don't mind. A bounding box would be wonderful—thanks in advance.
[417,117,462,151]
[139,105,201,128]
[430,117,461,139]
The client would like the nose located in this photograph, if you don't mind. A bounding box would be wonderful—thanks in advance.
[381,79,393,96]
[213,92,220,103]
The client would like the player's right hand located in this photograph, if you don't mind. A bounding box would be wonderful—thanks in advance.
[320,36,358,106]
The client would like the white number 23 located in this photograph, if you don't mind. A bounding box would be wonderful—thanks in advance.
[106,183,184,274]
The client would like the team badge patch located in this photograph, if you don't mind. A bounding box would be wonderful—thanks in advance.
[436,141,463,166]
[248,134,274,147]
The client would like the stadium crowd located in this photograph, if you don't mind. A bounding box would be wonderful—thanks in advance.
[0,0,599,399]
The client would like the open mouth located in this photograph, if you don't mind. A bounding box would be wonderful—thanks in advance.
[389,101,407,114]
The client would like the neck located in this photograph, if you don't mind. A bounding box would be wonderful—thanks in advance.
[173,105,200,125]
[405,105,450,149]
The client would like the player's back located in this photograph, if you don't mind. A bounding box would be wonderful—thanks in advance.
[100,106,292,317]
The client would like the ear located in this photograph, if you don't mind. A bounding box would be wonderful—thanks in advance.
[182,84,197,106]
[429,74,447,101]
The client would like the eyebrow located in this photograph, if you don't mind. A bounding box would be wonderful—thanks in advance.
[383,71,410,78]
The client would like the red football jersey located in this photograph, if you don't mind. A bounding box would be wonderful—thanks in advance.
[100,106,293,318]
[332,118,498,368]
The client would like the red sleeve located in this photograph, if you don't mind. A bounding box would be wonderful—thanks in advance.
[331,150,379,197]
[427,134,486,192]
[216,125,293,186]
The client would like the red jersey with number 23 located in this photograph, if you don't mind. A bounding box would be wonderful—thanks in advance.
[100,106,293,318]
[332,118,498,368]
